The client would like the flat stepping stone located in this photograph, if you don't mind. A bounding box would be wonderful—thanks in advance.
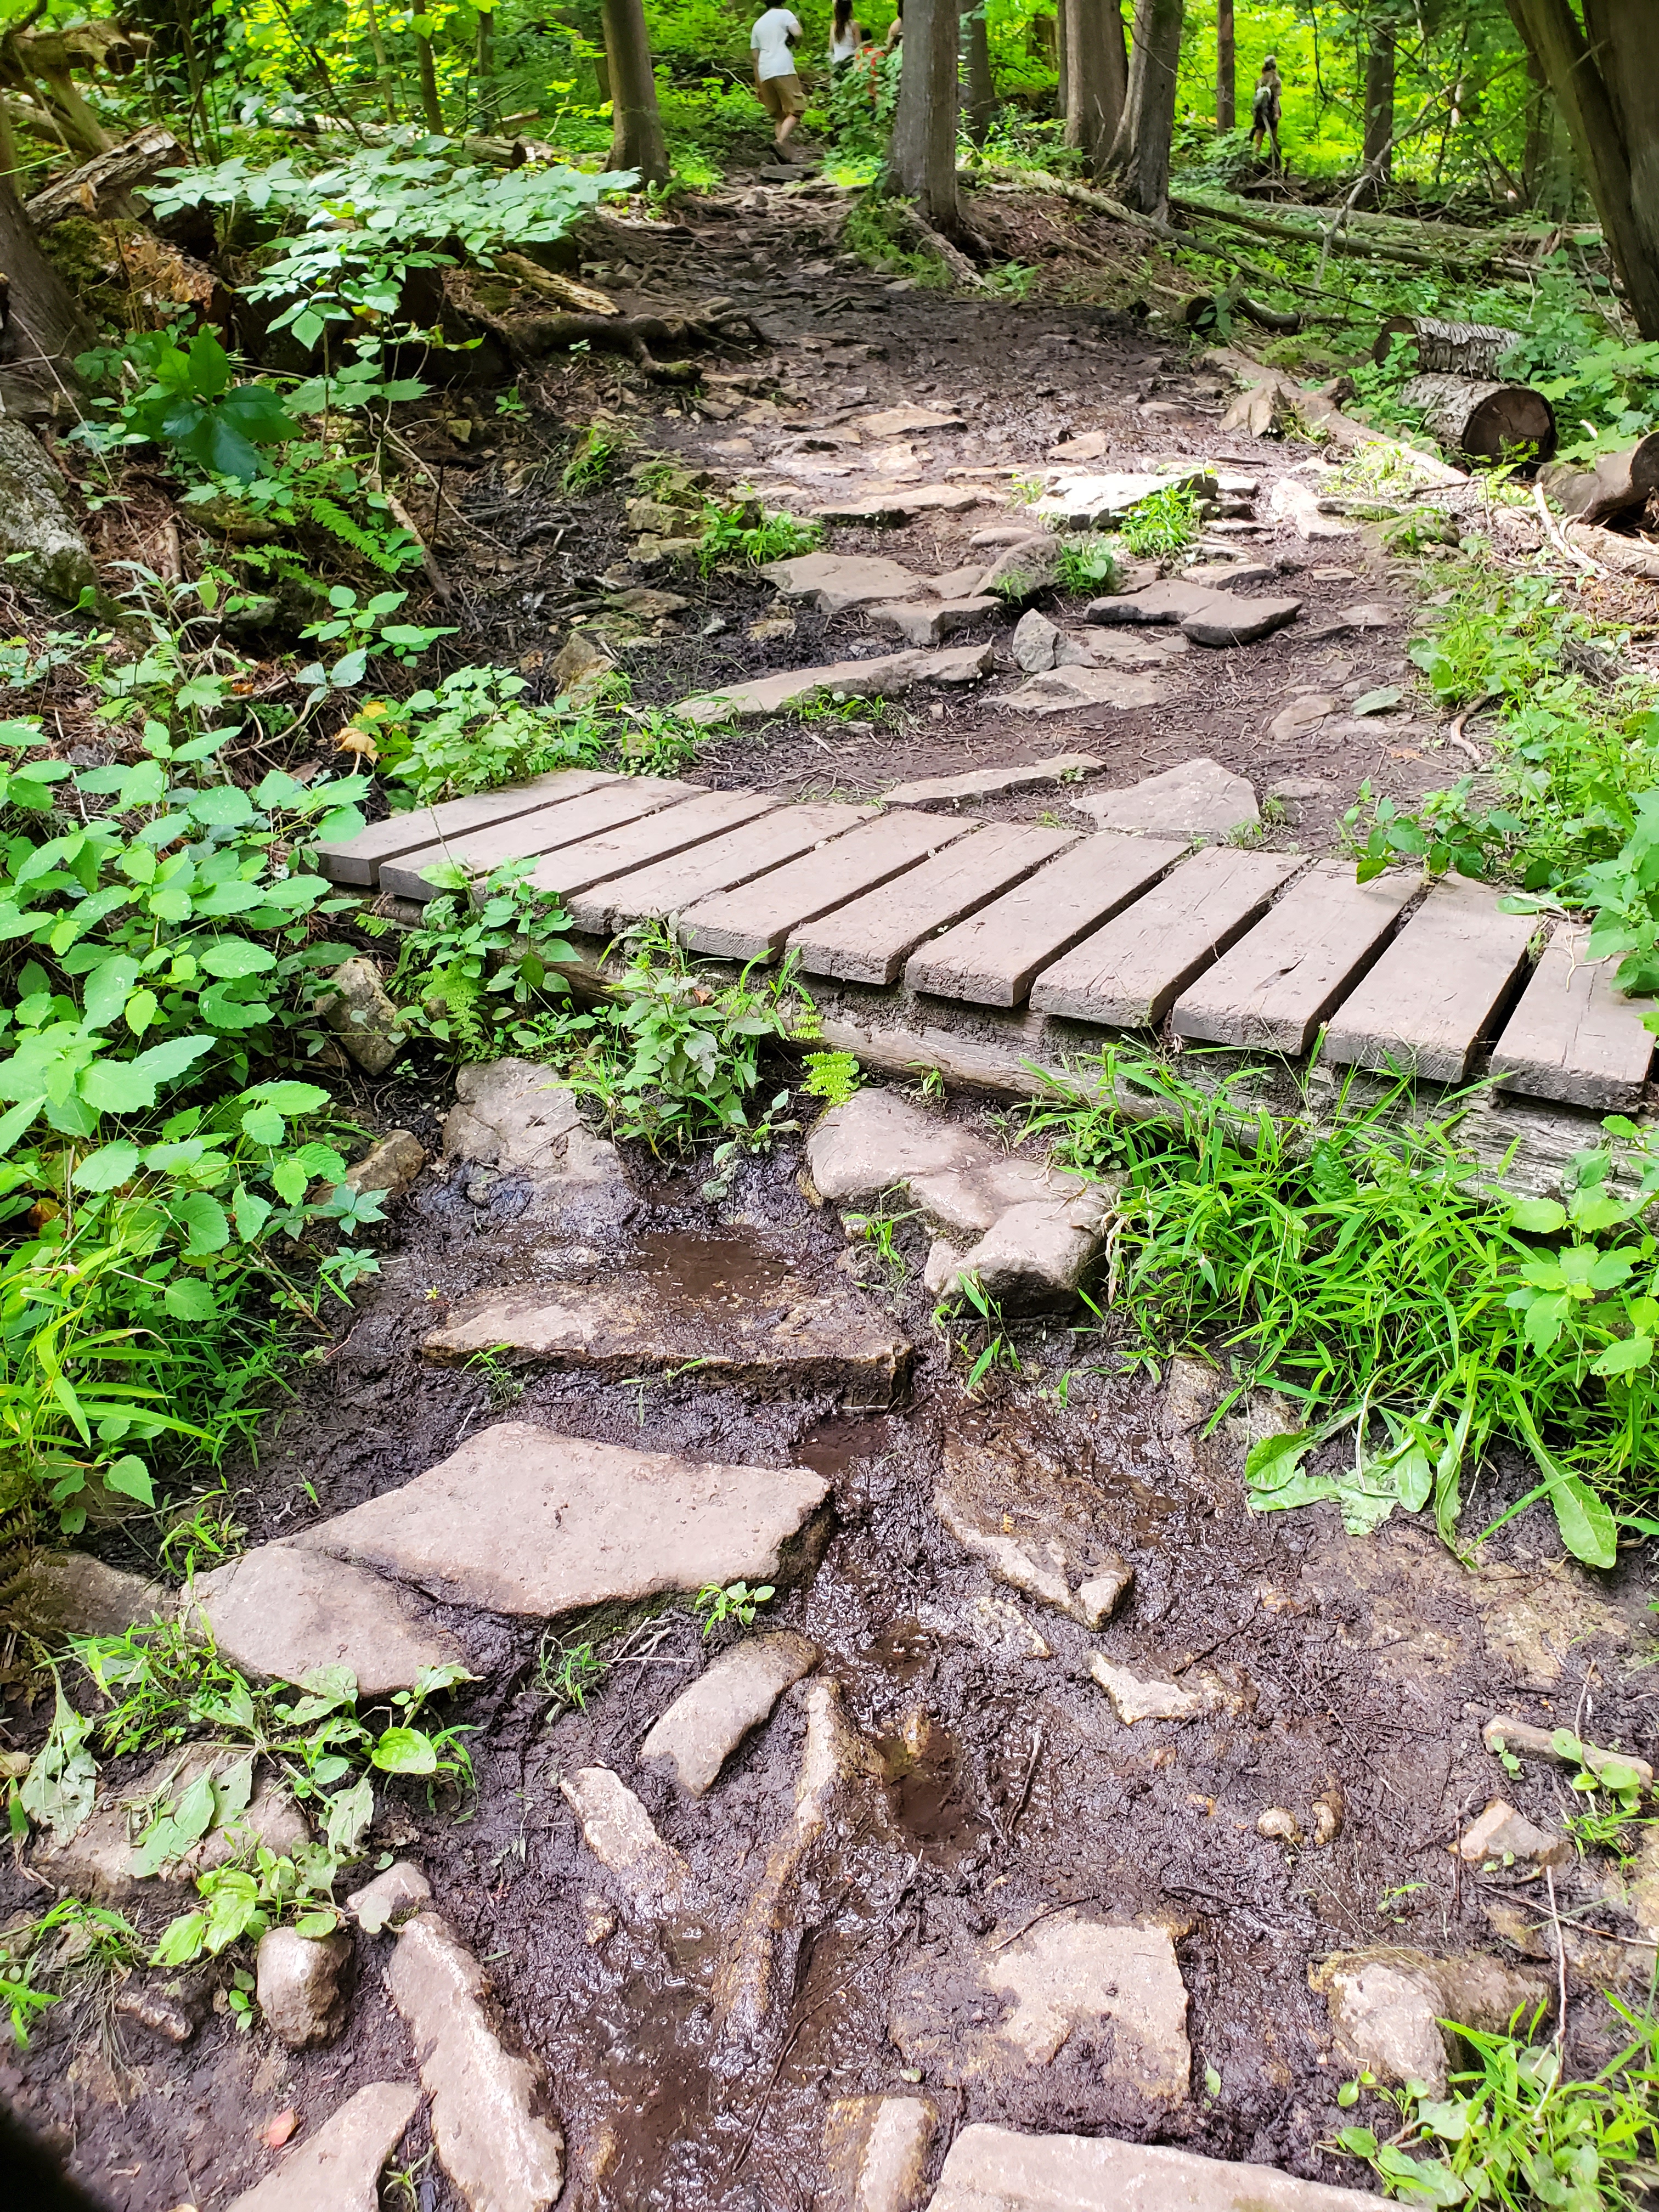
[883,754,1103,808]
[1321,873,1538,1083]
[559,1767,698,1915]
[1030,849,1304,1028]
[1034,465,1214,526]
[1087,578,1301,646]
[995,665,1165,714]
[525,788,778,898]
[1489,923,1654,1109]
[226,2082,421,2212]
[291,1424,830,1620]
[317,767,619,888]
[421,1276,910,1406]
[1074,758,1259,841]
[907,833,1184,1008]
[568,801,873,938]
[377,774,699,902]
[193,1545,465,1696]
[675,641,993,725]
[855,404,966,438]
[792,823,1079,985]
[679,811,974,962]
[38,1746,308,1904]
[639,1631,820,1795]
[761,550,926,613]
[928,2124,1385,2210]
[1171,859,1419,1054]
[1087,577,1216,627]
[867,593,998,645]
[811,483,991,522]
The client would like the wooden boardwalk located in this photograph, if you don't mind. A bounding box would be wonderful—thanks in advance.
[319,770,1655,1113]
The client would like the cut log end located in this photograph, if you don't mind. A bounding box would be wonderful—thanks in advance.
[1400,373,1556,466]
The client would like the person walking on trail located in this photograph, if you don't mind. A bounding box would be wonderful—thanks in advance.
[751,5,807,156]
[1250,54,1283,168]
[830,0,865,76]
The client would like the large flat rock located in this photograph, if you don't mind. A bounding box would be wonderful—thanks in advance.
[226,2082,421,2212]
[37,1746,308,1904]
[1074,758,1260,840]
[421,1276,910,1407]
[193,1547,464,1697]
[293,1425,830,1620]
[759,550,926,612]
[995,667,1165,715]
[640,1631,819,1796]
[927,2125,1385,2210]
[675,642,994,726]
[1034,465,1215,526]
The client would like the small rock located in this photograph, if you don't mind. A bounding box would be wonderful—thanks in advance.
[224,2082,422,2212]
[609,586,688,617]
[343,1128,425,1199]
[640,1632,820,1797]
[924,1237,967,1295]
[1257,1808,1302,1844]
[1458,1797,1571,1869]
[675,641,993,726]
[1312,1785,1344,1846]
[0,417,97,603]
[624,495,696,538]
[1074,758,1259,842]
[387,1914,565,2212]
[824,2095,938,2212]
[748,612,798,642]
[560,1766,698,1917]
[975,534,1062,605]
[996,665,1165,714]
[1268,695,1340,743]
[582,1892,616,1946]
[256,1925,353,2049]
[346,1860,431,1934]
[1483,1714,1654,1789]
[1086,577,1215,628]
[321,956,405,1076]
[883,751,1103,808]
[933,1191,1111,1314]
[21,1550,169,1640]
[934,1472,1131,1629]
[1337,600,1397,628]
[1269,477,1356,539]
[550,628,617,705]
[1012,609,1070,673]
[926,2122,1384,2210]
[868,595,998,647]
[1180,594,1301,647]
[970,523,1047,549]
[1090,1654,1251,1724]
[1181,561,1275,589]
[1311,1949,1553,2099]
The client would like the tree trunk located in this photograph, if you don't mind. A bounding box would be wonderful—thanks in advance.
[890,0,960,231]
[1103,0,1183,219]
[1363,25,1393,184]
[0,178,92,394]
[600,0,669,184]
[1064,0,1127,173]
[1506,0,1659,339]
[1541,431,1659,524]
[1374,314,1525,379]
[414,27,443,133]
[963,1,998,143]
[364,0,397,123]
[1215,0,1233,129]
[475,8,495,122]
[1522,52,1576,217]
[1056,0,1068,120]
[25,123,184,229]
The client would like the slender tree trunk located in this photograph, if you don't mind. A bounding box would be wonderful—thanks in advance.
[0,179,92,391]
[1523,50,1576,217]
[1363,26,1394,185]
[1104,0,1183,219]
[962,1,997,143]
[1064,0,1127,172]
[1215,0,1233,129]
[600,0,669,184]
[475,7,495,121]
[1506,0,1659,338]
[891,0,960,230]
[363,0,397,123]
[1056,0,1069,121]
[414,27,443,132]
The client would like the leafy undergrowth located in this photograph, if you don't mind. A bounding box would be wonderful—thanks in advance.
[1025,1051,1659,1567]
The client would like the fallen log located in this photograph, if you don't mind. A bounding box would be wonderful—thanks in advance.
[1374,314,1523,379]
[972,163,1159,234]
[1399,373,1556,464]
[1169,192,1536,281]
[1205,348,1467,486]
[25,122,184,227]
[1539,435,1659,528]
[1563,519,1659,582]
[492,251,620,317]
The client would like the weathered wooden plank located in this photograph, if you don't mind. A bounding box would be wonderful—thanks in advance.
[1030,849,1304,1028]
[678,811,973,962]
[317,769,619,887]
[379,776,701,902]
[792,823,1080,986]
[528,789,780,899]
[1321,873,1538,1083]
[1489,926,1655,1109]
[569,802,874,936]
[1170,860,1418,1054]
[905,833,1186,1008]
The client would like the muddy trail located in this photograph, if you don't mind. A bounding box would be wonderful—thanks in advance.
[6,181,1659,2212]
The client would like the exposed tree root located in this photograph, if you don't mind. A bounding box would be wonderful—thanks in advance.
[449,270,761,381]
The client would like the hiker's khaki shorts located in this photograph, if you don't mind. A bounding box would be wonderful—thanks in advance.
[759,73,806,118]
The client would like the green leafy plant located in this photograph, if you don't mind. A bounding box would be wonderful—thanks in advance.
[696,499,820,574]
[0,1897,140,2047]
[371,667,612,806]
[82,329,298,485]
[562,424,628,492]
[534,1632,607,1717]
[693,1579,775,1637]
[1057,535,1122,593]
[297,586,456,695]
[1116,483,1202,558]
[800,1049,861,1107]
[385,857,579,1059]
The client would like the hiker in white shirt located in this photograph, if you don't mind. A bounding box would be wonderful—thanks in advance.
[751,6,806,155]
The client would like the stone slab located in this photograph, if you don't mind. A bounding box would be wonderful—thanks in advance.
[1031,849,1304,1028]
[1322,874,1539,1084]
[378,776,700,901]
[856,405,966,438]
[1074,758,1259,841]
[315,769,618,887]
[559,1766,695,1911]
[680,811,974,963]
[1489,925,1655,1109]
[526,789,778,899]
[883,756,1103,809]
[1034,466,1214,526]
[23,1550,168,1639]
[906,834,1186,1008]
[804,1088,998,1207]
[1171,860,1419,1054]
[225,2081,422,2212]
[792,825,1080,986]
[994,667,1166,714]
[640,1631,820,1796]
[825,2096,938,2212]
[37,1746,308,1904]
[193,1545,465,1697]
[869,594,999,647]
[421,1277,910,1406]
[675,642,994,725]
[926,2125,1385,2211]
[760,550,927,613]
[1182,592,1301,647]
[293,1424,830,1620]
[568,802,874,937]
[813,484,990,523]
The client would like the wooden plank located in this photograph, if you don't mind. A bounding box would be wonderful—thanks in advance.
[1170,860,1418,1054]
[316,769,620,887]
[1321,873,1537,1083]
[1030,849,1305,1028]
[528,788,779,899]
[678,811,973,962]
[569,802,875,936]
[905,832,1186,1008]
[379,776,700,902]
[792,823,1080,986]
[1489,926,1655,1109]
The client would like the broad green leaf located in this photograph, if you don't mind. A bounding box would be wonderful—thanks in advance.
[172,1190,230,1255]
[151,1910,208,1967]
[72,1141,144,1192]
[163,1278,219,1321]
[370,1726,438,1775]
[102,1455,155,1505]
[1508,1198,1567,1234]
[1548,1470,1618,1570]
[324,1774,374,1854]
[1244,1429,1315,1494]
[199,938,277,979]
[244,1080,330,1114]
[1592,1334,1654,1378]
